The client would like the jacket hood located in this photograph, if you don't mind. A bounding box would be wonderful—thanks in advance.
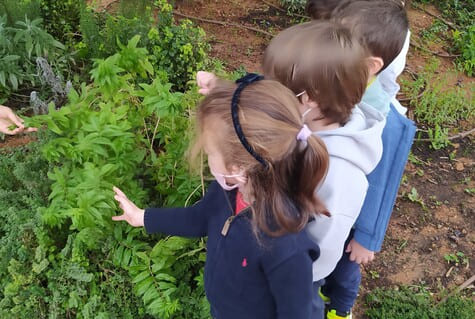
[314,103,385,175]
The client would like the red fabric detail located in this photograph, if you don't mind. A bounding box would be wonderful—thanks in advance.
[235,191,249,215]
[242,258,247,267]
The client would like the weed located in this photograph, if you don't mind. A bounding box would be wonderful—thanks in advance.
[369,270,380,280]
[366,286,475,319]
[444,252,470,267]
[401,58,474,149]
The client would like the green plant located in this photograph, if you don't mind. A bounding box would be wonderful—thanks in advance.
[0,14,72,98]
[280,0,306,14]
[21,39,208,318]
[452,25,475,76]
[39,0,82,46]
[366,286,475,319]
[413,0,475,76]
[78,0,208,91]
[444,252,469,267]
[401,59,474,149]
[0,0,41,25]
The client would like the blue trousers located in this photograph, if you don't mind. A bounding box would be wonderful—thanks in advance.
[312,279,326,319]
[321,231,361,314]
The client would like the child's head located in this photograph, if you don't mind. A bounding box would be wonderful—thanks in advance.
[325,0,409,74]
[262,21,369,125]
[194,76,329,236]
[306,0,348,20]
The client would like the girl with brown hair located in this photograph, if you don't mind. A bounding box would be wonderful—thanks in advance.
[112,74,329,318]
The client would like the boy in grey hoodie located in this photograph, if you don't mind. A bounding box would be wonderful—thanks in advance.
[262,21,385,286]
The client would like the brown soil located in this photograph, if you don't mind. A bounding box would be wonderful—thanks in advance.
[0,134,37,149]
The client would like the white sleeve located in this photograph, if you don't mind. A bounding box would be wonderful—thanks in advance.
[306,159,368,281]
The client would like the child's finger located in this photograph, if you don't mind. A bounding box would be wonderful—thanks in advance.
[7,113,24,128]
[113,186,127,198]
[112,215,126,222]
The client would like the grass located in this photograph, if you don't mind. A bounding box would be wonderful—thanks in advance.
[400,58,474,149]
[365,286,475,319]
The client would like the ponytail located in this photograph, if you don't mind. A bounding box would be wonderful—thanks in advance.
[249,127,329,237]
[195,76,329,237]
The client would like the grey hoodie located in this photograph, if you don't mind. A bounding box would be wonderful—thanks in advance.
[306,103,385,281]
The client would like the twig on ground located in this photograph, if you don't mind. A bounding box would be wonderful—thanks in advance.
[438,274,475,305]
[261,0,308,19]
[410,41,461,58]
[415,128,475,142]
[413,4,458,30]
[173,11,274,37]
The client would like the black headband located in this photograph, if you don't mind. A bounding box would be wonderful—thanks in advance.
[231,73,268,168]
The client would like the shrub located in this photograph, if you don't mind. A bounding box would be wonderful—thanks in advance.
[0,15,72,99]
[280,0,307,14]
[20,38,207,318]
[366,286,475,319]
[78,0,208,91]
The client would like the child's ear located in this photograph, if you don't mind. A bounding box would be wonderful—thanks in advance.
[301,92,319,109]
[366,57,384,76]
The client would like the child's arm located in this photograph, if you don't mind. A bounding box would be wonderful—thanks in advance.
[353,105,416,252]
[112,183,221,237]
[265,252,315,318]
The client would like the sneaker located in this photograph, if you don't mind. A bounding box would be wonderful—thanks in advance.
[327,309,352,319]
[318,288,331,304]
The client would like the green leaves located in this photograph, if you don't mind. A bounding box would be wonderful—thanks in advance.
[0,14,69,95]
[138,79,183,117]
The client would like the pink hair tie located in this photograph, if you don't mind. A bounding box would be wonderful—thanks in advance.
[297,124,312,142]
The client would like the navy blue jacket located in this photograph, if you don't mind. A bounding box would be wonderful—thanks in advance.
[354,104,416,251]
[144,181,320,319]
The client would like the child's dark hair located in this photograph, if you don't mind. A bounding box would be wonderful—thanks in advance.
[330,0,409,71]
[306,0,349,19]
[263,21,369,125]
[193,78,329,237]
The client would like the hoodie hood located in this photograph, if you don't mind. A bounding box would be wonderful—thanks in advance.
[314,103,385,175]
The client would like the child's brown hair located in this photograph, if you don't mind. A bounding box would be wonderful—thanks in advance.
[262,21,369,125]
[306,0,349,19]
[319,0,409,72]
[194,78,329,236]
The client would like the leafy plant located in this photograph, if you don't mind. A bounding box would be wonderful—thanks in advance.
[280,0,306,14]
[21,38,207,318]
[452,25,475,76]
[366,286,475,319]
[0,14,72,98]
[39,0,82,46]
[78,0,208,91]
[401,59,474,149]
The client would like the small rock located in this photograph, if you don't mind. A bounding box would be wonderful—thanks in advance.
[455,162,464,171]
[452,143,460,149]
[449,235,459,243]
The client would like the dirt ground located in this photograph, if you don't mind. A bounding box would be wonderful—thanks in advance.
[1,0,473,317]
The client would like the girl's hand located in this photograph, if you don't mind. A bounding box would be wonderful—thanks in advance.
[112,186,145,227]
[345,239,375,264]
[196,71,217,95]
